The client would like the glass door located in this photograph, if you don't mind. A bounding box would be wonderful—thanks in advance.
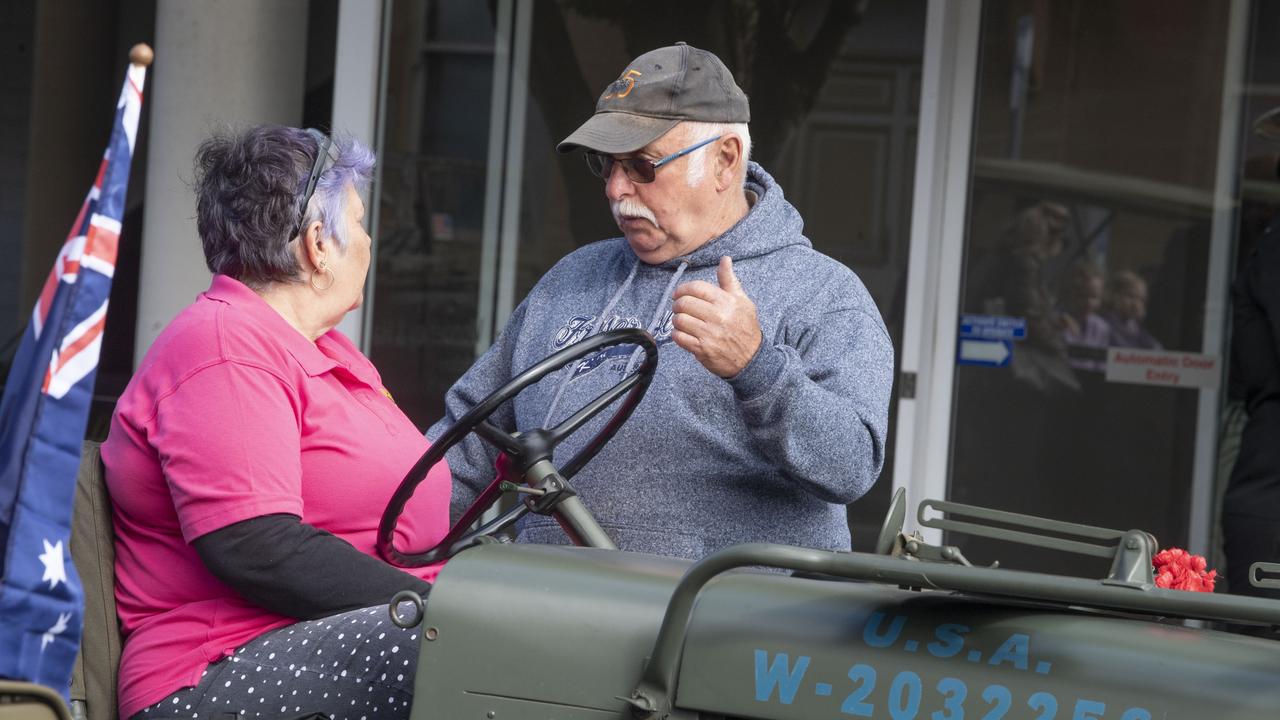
[369,0,506,425]
[944,0,1245,576]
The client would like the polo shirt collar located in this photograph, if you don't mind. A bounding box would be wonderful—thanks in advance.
[204,274,341,377]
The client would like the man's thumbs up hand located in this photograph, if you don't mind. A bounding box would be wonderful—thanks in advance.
[672,256,763,378]
[717,255,744,294]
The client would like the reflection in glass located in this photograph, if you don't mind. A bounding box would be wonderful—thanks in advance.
[371,0,497,426]
[951,0,1231,576]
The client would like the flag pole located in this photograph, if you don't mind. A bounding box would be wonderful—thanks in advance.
[130,43,154,68]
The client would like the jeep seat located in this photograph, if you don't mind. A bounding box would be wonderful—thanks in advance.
[0,680,71,720]
[69,441,120,720]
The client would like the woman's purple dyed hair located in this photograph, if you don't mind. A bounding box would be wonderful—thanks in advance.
[194,125,376,288]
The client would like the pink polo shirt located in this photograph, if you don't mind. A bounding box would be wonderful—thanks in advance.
[102,275,451,719]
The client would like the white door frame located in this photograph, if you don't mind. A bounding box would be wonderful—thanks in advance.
[493,0,535,334]
[891,0,983,543]
[475,0,517,355]
[1191,0,1249,557]
[332,0,387,348]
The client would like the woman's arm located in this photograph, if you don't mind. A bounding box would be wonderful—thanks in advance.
[193,513,431,620]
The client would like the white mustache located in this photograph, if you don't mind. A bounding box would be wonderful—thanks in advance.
[611,198,660,229]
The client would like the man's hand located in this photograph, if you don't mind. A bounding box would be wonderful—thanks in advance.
[671,256,762,378]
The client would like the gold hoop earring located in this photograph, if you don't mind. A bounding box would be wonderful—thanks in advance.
[310,261,335,292]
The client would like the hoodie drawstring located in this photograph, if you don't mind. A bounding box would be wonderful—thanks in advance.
[541,258,690,429]
[542,259,640,428]
[624,260,687,375]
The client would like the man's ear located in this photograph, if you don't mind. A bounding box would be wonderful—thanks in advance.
[716,134,743,191]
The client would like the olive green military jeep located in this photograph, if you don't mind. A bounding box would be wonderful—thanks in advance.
[60,329,1280,719]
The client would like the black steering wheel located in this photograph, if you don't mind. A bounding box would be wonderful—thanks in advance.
[377,328,658,567]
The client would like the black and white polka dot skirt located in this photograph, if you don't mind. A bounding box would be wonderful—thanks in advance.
[133,605,420,720]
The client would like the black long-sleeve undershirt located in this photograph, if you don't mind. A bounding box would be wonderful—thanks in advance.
[192,514,431,621]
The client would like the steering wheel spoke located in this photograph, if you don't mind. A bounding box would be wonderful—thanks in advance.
[547,372,641,445]
[475,419,522,454]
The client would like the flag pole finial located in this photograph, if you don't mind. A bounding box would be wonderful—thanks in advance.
[129,43,153,67]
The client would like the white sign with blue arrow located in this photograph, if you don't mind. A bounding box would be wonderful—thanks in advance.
[958,338,1013,367]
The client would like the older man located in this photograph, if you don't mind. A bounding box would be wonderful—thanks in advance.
[430,42,894,559]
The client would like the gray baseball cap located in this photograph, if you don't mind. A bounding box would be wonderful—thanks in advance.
[557,42,750,155]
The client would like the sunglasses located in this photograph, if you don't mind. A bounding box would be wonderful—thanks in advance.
[585,135,722,184]
[292,128,337,241]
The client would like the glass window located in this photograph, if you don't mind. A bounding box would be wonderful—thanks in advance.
[950,0,1235,575]
[370,0,499,425]
[372,0,928,546]
[0,0,37,363]
[510,0,926,547]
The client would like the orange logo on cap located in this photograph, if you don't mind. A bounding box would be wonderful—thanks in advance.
[603,69,642,100]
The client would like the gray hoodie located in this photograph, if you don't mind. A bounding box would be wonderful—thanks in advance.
[429,162,894,559]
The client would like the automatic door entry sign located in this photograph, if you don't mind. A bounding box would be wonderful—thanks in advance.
[1105,348,1220,389]
[957,315,1025,368]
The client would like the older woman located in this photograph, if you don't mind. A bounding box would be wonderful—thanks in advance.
[102,125,451,720]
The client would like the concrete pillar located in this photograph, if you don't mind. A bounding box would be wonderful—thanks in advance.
[134,0,308,360]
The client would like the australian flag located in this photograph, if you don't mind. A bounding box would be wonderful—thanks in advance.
[0,55,147,698]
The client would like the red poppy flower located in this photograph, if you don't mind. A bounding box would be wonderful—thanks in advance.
[1153,547,1217,592]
